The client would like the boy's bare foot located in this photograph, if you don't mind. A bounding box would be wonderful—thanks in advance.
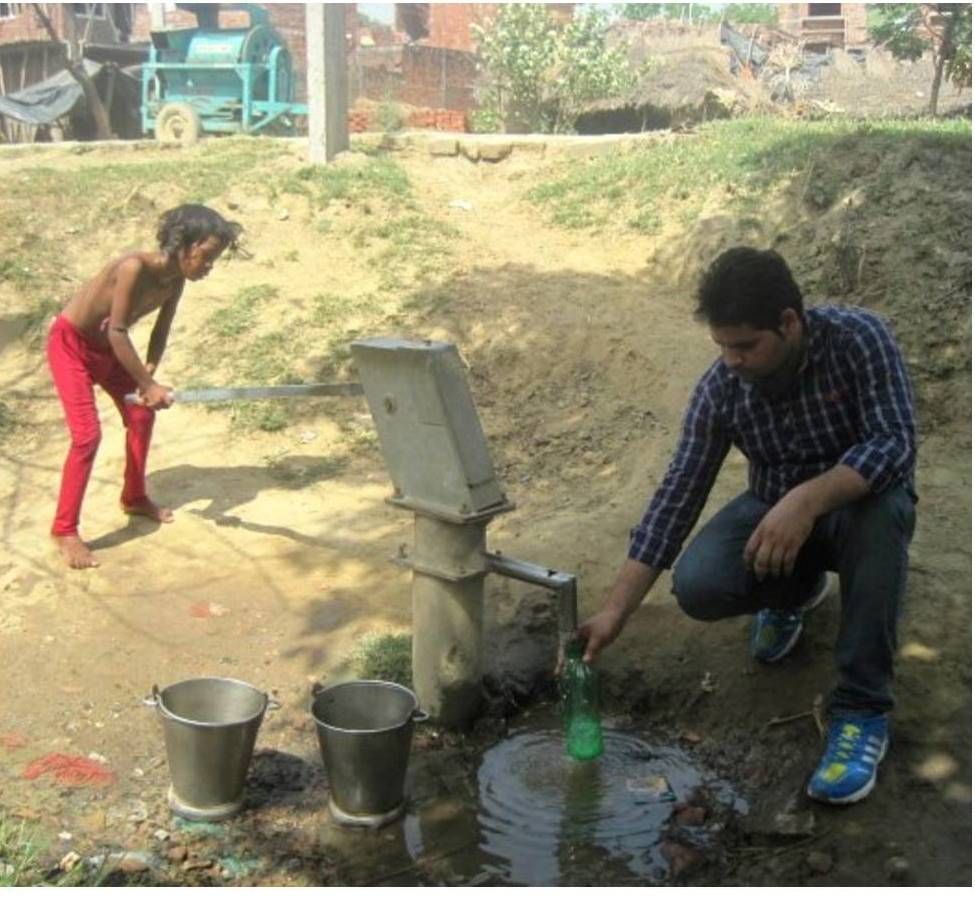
[121,498,174,523]
[53,534,100,569]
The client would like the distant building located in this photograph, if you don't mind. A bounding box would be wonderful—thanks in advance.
[394,3,574,53]
[776,4,869,52]
[0,2,143,95]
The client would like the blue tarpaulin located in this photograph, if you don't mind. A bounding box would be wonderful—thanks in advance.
[0,59,103,125]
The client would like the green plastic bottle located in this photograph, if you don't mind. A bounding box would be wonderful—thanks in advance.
[560,639,604,762]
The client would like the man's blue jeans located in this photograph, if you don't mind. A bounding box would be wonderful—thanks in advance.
[671,485,916,716]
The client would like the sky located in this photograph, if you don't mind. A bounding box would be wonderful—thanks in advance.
[358,4,395,25]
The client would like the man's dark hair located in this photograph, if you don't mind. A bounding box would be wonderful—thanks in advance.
[157,204,242,256]
[694,246,804,332]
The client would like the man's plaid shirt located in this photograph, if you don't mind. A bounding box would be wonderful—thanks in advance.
[629,305,918,570]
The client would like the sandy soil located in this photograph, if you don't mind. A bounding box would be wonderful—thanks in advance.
[0,133,970,886]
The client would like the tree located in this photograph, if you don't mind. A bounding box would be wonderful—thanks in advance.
[622,4,777,26]
[31,3,113,139]
[868,4,972,115]
[472,6,636,134]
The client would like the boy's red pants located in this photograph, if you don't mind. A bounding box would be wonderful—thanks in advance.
[47,315,155,537]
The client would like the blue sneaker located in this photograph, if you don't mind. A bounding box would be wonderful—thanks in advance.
[807,714,889,804]
[750,608,803,662]
[750,573,830,663]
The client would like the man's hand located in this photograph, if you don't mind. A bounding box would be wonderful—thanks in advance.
[139,382,174,410]
[577,608,627,664]
[743,489,816,580]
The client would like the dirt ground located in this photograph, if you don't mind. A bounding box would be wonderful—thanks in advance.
[0,131,970,886]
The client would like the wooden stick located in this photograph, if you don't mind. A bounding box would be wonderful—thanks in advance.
[763,709,814,730]
[812,694,826,738]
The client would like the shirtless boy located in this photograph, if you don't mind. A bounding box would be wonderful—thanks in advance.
[47,204,242,569]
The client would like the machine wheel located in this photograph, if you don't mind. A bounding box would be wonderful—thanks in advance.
[155,102,201,146]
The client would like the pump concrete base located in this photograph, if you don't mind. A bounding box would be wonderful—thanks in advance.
[410,515,486,729]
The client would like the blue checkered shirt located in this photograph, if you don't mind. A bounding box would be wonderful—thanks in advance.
[629,305,918,570]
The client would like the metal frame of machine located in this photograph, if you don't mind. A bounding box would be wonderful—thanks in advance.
[141,3,307,141]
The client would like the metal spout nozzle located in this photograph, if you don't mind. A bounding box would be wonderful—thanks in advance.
[484,551,578,653]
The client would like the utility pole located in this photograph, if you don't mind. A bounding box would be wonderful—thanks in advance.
[147,3,166,30]
[306,3,349,163]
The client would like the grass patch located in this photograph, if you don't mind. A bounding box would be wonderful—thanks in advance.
[339,419,380,451]
[528,117,973,234]
[277,157,412,211]
[13,297,62,348]
[350,632,412,687]
[355,214,459,291]
[310,292,366,325]
[0,258,39,291]
[0,401,16,438]
[0,813,108,887]
[3,140,286,210]
[233,402,290,432]
[267,454,347,485]
[237,330,301,383]
[207,284,279,338]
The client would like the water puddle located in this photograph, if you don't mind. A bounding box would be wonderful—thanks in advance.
[399,714,747,886]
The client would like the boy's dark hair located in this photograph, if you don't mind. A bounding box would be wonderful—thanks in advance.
[694,246,804,333]
[157,204,242,256]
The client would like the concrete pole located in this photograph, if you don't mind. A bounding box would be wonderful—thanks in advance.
[324,3,350,160]
[147,3,166,31]
[410,515,487,729]
[306,2,349,163]
[306,3,326,162]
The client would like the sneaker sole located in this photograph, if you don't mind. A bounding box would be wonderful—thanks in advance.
[754,618,804,664]
[806,738,888,805]
[799,573,831,613]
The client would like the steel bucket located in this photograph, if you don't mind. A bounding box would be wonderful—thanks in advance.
[311,680,428,828]
[145,677,270,821]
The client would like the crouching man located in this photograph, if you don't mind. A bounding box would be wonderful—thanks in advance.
[579,246,917,804]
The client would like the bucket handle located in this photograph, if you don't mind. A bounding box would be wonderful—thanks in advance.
[142,684,161,708]
[266,697,282,712]
[412,708,430,724]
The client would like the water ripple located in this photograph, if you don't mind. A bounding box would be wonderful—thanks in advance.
[474,726,736,885]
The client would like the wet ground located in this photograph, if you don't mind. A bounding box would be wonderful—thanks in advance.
[1,697,750,886]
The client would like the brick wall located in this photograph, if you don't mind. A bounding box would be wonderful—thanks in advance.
[351,44,478,112]
[0,3,140,48]
[427,4,494,53]
[775,4,869,49]
[424,3,574,53]
[130,6,257,42]
[842,4,868,46]
[0,3,66,45]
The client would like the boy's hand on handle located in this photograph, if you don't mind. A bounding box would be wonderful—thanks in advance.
[577,608,626,664]
[139,382,174,410]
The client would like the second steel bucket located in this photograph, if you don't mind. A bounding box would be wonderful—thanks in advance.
[311,679,427,827]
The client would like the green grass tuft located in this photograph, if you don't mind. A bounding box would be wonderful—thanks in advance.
[350,632,413,687]
[0,812,109,887]
[233,402,290,433]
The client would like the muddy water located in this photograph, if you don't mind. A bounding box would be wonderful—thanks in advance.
[397,714,747,886]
